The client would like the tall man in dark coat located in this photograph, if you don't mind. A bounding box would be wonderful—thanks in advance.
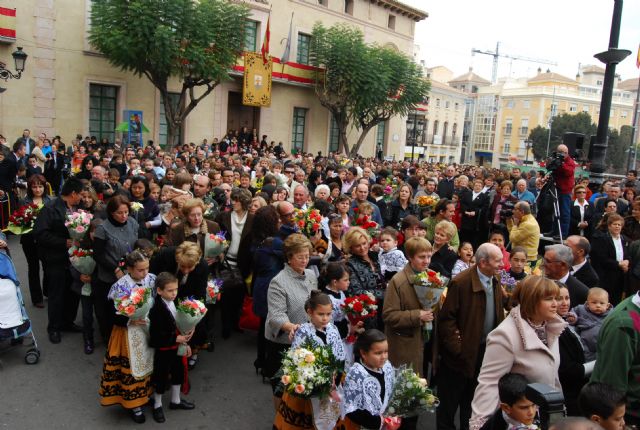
[566,235,599,288]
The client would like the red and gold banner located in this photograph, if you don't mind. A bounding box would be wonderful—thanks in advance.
[234,55,321,86]
[242,52,272,107]
[0,7,16,42]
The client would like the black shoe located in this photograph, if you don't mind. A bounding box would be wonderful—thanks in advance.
[253,359,262,375]
[187,357,197,371]
[207,341,215,352]
[129,410,146,424]
[62,323,83,333]
[169,399,195,410]
[152,407,165,423]
[49,331,61,344]
[84,339,94,355]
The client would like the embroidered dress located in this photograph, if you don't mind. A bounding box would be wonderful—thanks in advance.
[325,288,355,369]
[99,273,156,409]
[378,248,408,278]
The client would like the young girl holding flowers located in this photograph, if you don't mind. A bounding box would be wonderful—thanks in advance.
[98,250,156,424]
[339,329,398,430]
[273,291,346,430]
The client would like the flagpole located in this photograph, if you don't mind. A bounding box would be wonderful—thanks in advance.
[631,71,640,169]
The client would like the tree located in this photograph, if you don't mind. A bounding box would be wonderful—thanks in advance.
[606,125,633,173]
[528,112,596,160]
[310,23,430,157]
[90,0,248,147]
[529,125,549,160]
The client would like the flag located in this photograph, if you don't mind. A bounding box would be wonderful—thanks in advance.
[636,43,640,69]
[261,16,270,64]
[281,12,294,64]
[0,7,16,41]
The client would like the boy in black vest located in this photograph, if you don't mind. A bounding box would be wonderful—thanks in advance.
[149,272,195,423]
[480,373,538,430]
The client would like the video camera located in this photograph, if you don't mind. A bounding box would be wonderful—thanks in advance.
[526,383,565,430]
[544,151,566,173]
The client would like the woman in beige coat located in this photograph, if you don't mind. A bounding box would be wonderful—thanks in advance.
[32,138,46,171]
[383,236,435,376]
[469,276,567,430]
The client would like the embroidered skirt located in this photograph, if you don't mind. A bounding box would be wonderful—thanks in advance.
[99,325,152,409]
[273,392,314,429]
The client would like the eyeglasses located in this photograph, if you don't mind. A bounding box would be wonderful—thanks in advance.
[281,211,295,217]
[284,170,295,175]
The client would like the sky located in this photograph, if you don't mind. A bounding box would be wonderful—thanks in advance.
[403,0,640,83]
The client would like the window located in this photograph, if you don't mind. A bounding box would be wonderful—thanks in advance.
[159,92,182,148]
[297,33,311,65]
[328,115,339,153]
[455,102,459,110]
[388,15,396,30]
[432,120,439,144]
[435,98,440,108]
[505,119,513,135]
[503,141,511,154]
[442,122,449,145]
[345,0,353,15]
[597,80,603,86]
[445,101,450,109]
[244,20,259,52]
[551,102,558,116]
[89,84,118,144]
[622,110,628,118]
[569,104,577,112]
[376,121,386,149]
[318,0,327,6]
[583,105,590,112]
[291,108,307,153]
[451,123,458,144]
[506,100,514,109]
[523,99,531,109]
[520,118,529,136]
[420,119,428,145]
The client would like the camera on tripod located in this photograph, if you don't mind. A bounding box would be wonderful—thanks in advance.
[544,152,566,172]
[526,383,565,430]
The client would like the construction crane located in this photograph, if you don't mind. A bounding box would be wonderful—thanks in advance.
[471,42,557,83]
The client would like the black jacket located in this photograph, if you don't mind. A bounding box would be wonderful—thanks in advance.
[437,177,455,200]
[594,197,629,218]
[558,327,587,416]
[572,260,599,289]
[150,247,209,300]
[33,197,73,265]
[386,199,416,229]
[0,153,18,194]
[460,190,489,232]
[478,408,507,430]
[590,232,629,300]
[429,246,458,279]
[569,203,595,239]
[564,275,589,307]
[149,297,178,349]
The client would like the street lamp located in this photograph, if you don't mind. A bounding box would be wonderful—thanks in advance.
[524,139,532,165]
[0,47,28,81]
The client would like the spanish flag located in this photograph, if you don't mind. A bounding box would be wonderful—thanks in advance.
[636,43,640,69]
[260,16,270,64]
[0,7,16,41]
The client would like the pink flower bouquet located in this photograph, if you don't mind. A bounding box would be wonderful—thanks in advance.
[175,297,208,356]
[65,210,93,241]
[206,278,223,305]
[113,286,153,320]
[204,231,229,258]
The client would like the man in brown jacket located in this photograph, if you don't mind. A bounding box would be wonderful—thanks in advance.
[436,243,505,430]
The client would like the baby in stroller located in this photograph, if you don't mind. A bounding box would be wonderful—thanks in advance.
[0,244,40,365]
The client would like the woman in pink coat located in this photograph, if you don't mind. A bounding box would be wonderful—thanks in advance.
[469,276,567,430]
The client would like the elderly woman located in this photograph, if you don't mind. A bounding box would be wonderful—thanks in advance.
[216,188,254,339]
[469,276,567,430]
[429,220,459,278]
[167,198,220,255]
[264,234,317,403]
[423,199,460,251]
[249,196,267,215]
[590,213,629,305]
[557,285,592,416]
[92,195,140,343]
[345,227,386,328]
[387,183,417,229]
[321,213,346,263]
[384,237,434,375]
[128,175,161,238]
[489,180,518,227]
[314,184,331,202]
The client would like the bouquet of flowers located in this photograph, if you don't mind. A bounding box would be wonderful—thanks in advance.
[7,203,42,235]
[383,177,400,203]
[175,297,208,356]
[499,270,518,294]
[130,202,144,213]
[385,365,439,417]
[204,231,229,258]
[280,339,341,399]
[351,209,379,238]
[113,286,154,320]
[293,208,322,237]
[341,293,378,326]
[416,195,439,211]
[413,270,449,338]
[69,246,96,296]
[65,210,93,241]
[205,278,223,305]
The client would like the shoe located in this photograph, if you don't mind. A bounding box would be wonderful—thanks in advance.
[62,323,83,333]
[129,410,146,424]
[221,327,231,339]
[187,357,197,371]
[253,359,262,375]
[33,302,45,308]
[169,399,195,410]
[84,339,94,355]
[207,341,215,352]
[48,331,61,344]
[152,407,165,423]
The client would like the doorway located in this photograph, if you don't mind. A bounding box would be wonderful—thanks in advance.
[227,91,260,134]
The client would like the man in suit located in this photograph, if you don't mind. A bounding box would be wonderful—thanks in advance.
[566,235,599,288]
[436,243,506,430]
[0,141,26,207]
[594,184,628,217]
[44,145,65,195]
[543,244,590,305]
[15,129,35,159]
[437,165,456,199]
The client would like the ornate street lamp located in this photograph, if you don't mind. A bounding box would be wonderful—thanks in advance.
[0,47,28,81]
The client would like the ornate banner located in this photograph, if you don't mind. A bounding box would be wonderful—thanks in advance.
[0,7,16,42]
[243,52,272,107]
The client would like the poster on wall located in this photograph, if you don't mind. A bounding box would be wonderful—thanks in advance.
[126,110,143,147]
[242,52,272,107]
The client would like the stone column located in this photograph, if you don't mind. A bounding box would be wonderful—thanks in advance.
[33,0,56,136]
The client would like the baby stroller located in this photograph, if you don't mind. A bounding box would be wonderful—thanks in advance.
[0,250,40,365]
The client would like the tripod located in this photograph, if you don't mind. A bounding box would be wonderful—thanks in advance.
[536,173,563,243]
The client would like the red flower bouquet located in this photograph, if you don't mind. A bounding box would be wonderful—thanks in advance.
[341,293,378,325]
[293,208,322,237]
[7,203,42,235]
[351,212,379,238]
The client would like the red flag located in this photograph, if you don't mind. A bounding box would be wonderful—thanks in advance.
[261,16,270,64]
[636,43,640,69]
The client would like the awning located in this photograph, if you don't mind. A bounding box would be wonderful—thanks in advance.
[475,151,493,159]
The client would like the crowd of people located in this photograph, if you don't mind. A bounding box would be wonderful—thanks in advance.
[0,127,639,429]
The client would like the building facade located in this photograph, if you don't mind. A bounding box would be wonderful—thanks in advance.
[0,0,426,158]
[468,66,635,167]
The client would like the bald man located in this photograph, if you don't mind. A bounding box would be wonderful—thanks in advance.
[554,143,576,238]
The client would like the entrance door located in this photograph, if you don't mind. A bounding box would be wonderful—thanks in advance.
[227,91,260,135]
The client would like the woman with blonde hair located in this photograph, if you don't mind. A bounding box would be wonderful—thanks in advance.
[469,276,567,430]
[429,220,458,278]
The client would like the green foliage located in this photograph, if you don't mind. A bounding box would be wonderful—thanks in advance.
[606,125,634,173]
[529,125,549,160]
[89,0,249,146]
[310,23,430,157]
[528,112,596,160]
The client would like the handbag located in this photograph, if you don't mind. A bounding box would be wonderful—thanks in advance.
[217,259,244,292]
[238,295,260,331]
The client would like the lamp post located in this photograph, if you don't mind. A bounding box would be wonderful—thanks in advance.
[0,47,28,81]
[524,139,532,165]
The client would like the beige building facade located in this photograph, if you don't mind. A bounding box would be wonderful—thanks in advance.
[469,66,635,167]
[0,0,426,159]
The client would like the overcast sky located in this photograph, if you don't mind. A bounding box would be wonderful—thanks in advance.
[403,0,640,83]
